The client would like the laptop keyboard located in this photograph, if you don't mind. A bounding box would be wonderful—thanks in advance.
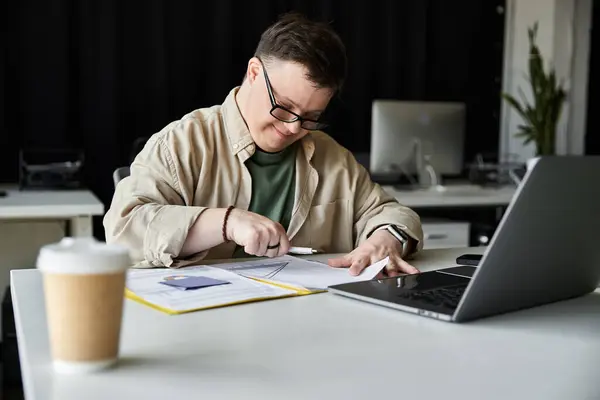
[398,284,467,309]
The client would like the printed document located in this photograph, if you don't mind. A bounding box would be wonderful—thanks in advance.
[213,255,389,291]
[126,266,297,314]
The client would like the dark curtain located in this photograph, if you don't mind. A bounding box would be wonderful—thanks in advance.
[586,0,600,155]
[2,0,506,239]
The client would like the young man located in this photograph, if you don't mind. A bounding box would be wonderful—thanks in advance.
[104,12,424,277]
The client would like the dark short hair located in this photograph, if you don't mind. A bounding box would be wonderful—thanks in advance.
[254,12,347,92]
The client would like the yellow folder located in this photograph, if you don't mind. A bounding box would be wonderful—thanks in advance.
[125,255,385,315]
[124,262,317,315]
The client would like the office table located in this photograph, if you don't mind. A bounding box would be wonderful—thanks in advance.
[382,183,517,208]
[0,185,104,237]
[11,247,600,400]
[0,185,105,336]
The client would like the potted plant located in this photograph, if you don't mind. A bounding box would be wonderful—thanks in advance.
[502,22,567,162]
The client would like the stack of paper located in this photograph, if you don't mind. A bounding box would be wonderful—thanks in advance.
[125,255,389,314]
[126,266,298,315]
[212,255,389,292]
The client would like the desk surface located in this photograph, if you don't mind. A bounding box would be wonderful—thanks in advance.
[383,184,517,207]
[11,247,600,400]
[0,185,104,218]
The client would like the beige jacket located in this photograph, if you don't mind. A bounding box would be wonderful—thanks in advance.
[104,88,424,268]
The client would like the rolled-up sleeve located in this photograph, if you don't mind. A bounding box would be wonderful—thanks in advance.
[351,158,424,256]
[103,133,207,268]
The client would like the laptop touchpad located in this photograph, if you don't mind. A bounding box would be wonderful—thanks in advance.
[435,266,477,278]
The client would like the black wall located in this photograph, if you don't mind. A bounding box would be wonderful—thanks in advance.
[586,0,600,155]
[2,0,506,239]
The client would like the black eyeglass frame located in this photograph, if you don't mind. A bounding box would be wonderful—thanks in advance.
[259,59,329,131]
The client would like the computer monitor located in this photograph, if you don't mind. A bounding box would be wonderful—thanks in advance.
[369,100,466,177]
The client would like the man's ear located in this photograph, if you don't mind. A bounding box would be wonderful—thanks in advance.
[245,57,262,85]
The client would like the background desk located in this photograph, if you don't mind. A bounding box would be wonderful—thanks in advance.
[382,183,517,208]
[11,247,600,400]
[0,185,104,337]
[383,184,517,249]
[0,185,104,237]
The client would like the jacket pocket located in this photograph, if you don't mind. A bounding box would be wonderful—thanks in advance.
[306,199,353,253]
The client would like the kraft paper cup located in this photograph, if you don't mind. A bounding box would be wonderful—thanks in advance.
[37,237,131,374]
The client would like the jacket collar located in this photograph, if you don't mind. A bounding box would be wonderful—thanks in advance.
[220,87,315,162]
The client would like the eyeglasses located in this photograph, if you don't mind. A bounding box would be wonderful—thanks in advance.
[260,60,328,131]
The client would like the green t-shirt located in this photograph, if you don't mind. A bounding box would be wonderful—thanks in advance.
[233,143,297,258]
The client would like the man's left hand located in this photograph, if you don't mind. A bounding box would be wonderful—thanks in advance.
[327,229,419,277]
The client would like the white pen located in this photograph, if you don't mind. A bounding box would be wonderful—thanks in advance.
[288,246,320,255]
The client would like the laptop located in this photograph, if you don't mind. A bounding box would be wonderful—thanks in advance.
[328,156,600,322]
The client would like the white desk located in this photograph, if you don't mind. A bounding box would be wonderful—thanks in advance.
[0,185,105,336]
[0,185,104,237]
[11,247,600,400]
[383,183,516,208]
[382,184,517,249]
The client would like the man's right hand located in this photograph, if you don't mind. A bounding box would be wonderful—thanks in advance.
[226,209,290,257]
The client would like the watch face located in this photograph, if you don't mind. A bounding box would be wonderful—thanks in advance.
[388,226,408,243]
[390,225,403,236]
[398,229,409,240]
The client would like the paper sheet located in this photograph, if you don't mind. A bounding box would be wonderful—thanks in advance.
[214,255,389,291]
[126,266,297,313]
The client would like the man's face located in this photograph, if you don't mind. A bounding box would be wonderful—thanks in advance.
[242,57,333,153]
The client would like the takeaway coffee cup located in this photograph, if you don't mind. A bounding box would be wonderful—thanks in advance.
[37,237,131,374]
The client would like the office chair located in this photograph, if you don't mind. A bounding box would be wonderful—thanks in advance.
[112,166,130,188]
[112,136,148,189]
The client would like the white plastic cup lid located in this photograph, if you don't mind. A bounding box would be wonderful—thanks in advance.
[37,237,131,275]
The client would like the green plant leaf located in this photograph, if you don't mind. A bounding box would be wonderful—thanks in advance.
[502,20,567,156]
[502,93,528,121]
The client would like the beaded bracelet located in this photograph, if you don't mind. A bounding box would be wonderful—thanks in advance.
[222,206,235,242]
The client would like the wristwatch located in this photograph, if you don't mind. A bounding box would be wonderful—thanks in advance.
[374,224,411,258]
